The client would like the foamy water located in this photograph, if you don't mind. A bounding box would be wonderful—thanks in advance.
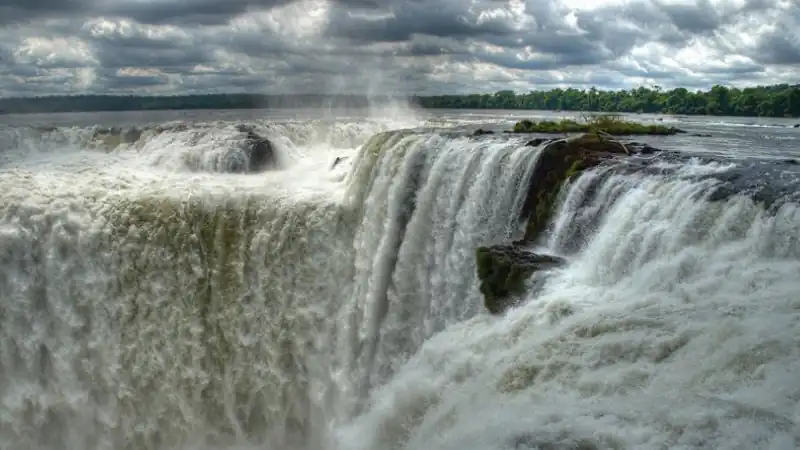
[0,108,798,450]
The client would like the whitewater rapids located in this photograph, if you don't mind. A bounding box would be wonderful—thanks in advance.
[0,111,798,450]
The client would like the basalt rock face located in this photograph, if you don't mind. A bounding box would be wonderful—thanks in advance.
[476,131,800,314]
[476,133,637,315]
[235,125,278,173]
[519,133,630,244]
[473,128,495,136]
[476,245,566,315]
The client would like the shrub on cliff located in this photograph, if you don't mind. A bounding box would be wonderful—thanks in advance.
[476,132,637,315]
[512,114,683,135]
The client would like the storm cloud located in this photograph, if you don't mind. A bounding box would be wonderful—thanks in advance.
[0,0,797,96]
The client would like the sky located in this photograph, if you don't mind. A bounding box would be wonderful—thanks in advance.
[0,0,798,97]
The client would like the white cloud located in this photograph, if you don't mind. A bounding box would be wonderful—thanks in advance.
[13,37,97,68]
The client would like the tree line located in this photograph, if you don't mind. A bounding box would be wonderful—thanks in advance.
[1,84,798,117]
[415,84,800,118]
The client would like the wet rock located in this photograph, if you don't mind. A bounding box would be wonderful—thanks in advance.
[246,133,276,172]
[473,128,494,136]
[519,133,632,243]
[476,245,565,315]
[699,159,800,211]
[793,124,799,128]
[331,156,349,169]
[691,133,712,137]
[638,144,659,155]
[525,137,556,147]
[236,124,277,173]
[475,132,666,315]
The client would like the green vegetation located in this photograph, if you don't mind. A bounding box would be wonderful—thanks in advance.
[1,84,798,117]
[475,246,564,315]
[475,133,632,315]
[511,114,682,135]
[519,133,630,242]
[421,84,800,118]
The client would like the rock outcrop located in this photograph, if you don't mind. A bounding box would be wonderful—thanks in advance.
[90,126,143,150]
[476,132,638,315]
[476,245,565,314]
[331,156,349,169]
[519,133,630,243]
[473,128,495,136]
[525,137,557,147]
[236,125,278,173]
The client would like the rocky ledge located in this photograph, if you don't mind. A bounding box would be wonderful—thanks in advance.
[476,132,646,315]
[476,246,566,314]
[234,124,278,173]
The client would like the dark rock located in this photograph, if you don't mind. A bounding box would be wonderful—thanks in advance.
[245,133,276,172]
[525,138,555,147]
[236,124,277,173]
[331,156,349,169]
[793,124,799,128]
[639,144,659,155]
[473,128,494,136]
[784,158,799,165]
[474,132,668,315]
[476,245,565,315]
[691,133,712,137]
[519,133,632,243]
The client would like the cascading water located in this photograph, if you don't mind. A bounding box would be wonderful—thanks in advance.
[0,118,551,450]
[338,158,800,450]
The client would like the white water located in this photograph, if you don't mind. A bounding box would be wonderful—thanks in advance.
[0,116,548,449]
[339,165,800,450]
[1,111,799,449]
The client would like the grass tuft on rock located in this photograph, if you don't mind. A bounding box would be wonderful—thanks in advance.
[512,114,682,135]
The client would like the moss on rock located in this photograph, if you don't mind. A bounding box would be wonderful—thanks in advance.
[511,114,683,135]
[476,245,565,314]
[475,132,639,315]
[519,132,629,243]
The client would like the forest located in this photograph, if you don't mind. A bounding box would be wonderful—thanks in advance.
[417,84,800,117]
[1,84,798,117]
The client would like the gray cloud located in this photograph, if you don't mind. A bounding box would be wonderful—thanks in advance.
[656,0,721,34]
[103,0,293,25]
[0,0,89,25]
[0,0,798,97]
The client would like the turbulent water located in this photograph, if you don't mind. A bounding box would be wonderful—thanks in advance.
[0,107,798,450]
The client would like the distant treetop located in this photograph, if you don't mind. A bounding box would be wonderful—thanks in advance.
[1,84,798,118]
[415,84,800,118]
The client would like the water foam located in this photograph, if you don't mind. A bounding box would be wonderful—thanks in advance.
[0,117,404,174]
[337,165,800,450]
[3,111,798,449]
[0,121,545,449]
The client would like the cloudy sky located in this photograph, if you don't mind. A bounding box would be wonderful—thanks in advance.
[0,0,798,96]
